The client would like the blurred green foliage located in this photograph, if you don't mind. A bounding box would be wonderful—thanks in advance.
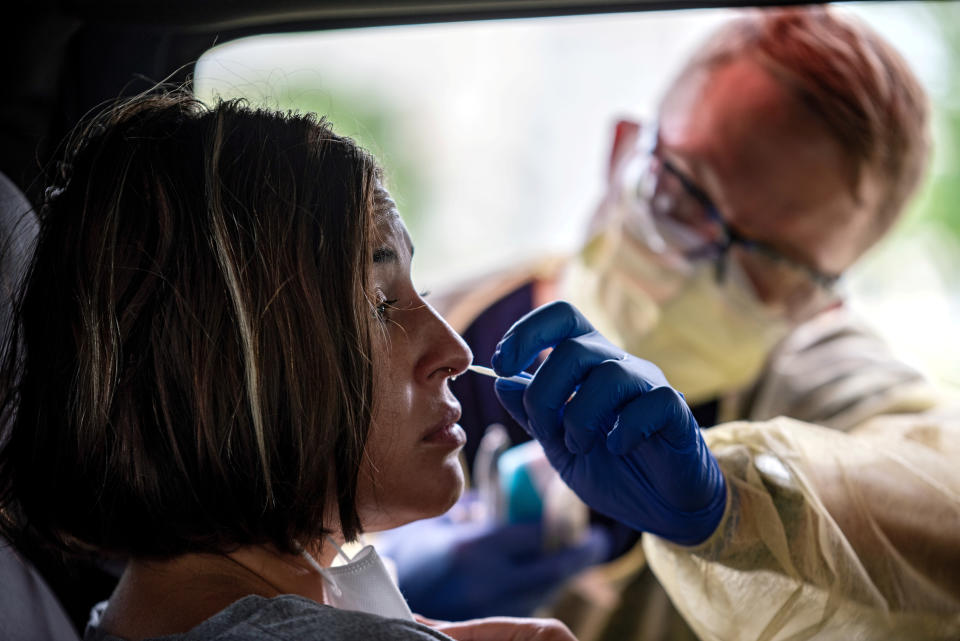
[200,81,425,235]
[903,3,960,246]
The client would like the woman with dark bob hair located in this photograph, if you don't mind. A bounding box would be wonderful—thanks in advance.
[0,90,575,641]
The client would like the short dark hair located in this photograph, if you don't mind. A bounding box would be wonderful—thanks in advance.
[0,90,382,558]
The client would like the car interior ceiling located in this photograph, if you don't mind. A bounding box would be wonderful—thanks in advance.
[0,0,873,635]
[3,0,800,202]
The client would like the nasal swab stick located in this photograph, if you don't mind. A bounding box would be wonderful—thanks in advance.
[467,364,531,386]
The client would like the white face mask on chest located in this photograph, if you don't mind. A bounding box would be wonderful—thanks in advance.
[300,537,414,621]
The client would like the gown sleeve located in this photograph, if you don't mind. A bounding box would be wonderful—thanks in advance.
[643,412,960,640]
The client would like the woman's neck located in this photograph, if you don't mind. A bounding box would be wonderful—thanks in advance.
[100,541,340,640]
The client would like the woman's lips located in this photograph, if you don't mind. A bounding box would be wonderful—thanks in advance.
[422,423,467,447]
[422,406,466,447]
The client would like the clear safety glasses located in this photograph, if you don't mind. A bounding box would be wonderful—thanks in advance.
[631,140,843,320]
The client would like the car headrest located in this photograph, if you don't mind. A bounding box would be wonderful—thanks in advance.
[0,175,77,641]
[0,539,80,641]
[0,173,38,340]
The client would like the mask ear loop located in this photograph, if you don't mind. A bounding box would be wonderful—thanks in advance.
[324,536,354,563]
[296,539,347,598]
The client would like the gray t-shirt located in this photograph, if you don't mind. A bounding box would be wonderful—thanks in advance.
[84,595,454,641]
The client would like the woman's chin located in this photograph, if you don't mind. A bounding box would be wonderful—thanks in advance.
[362,462,465,532]
[411,462,465,522]
[435,461,466,513]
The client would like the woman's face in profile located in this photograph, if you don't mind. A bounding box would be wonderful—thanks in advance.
[357,207,472,531]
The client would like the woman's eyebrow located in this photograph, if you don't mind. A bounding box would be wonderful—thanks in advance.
[373,247,399,264]
[373,241,414,264]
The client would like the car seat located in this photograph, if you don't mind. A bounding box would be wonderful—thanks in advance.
[0,171,80,641]
[0,538,80,641]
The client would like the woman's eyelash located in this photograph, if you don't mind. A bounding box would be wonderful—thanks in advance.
[375,298,399,320]
[374,291,428,321]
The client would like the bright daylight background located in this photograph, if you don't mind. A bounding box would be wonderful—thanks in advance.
[195,2,960,389]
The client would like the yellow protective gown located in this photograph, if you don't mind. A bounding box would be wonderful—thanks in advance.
[644,411,960,640]
[434,263,958,639]
[579,306,959,640]
[632,305,959,639]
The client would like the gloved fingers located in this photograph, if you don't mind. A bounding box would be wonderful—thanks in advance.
[475,521,548,555]
[561,358,652,454]
[523,336,616,449]
[494,377,532,433]
[573,525,613,567]
[470,522,608,569]
[606,386,698,455]
[522,328,632,449]
[513,526,612,590]
[491,301,595,376]
[495,378,574,467]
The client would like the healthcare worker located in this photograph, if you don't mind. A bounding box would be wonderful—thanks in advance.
[379,6,960,639]
[491,300,960,640]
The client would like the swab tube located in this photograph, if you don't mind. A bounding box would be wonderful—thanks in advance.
[467,364,531,386]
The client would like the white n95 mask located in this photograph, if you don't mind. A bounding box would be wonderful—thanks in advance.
[300,537,414,621]
[565,144,790,405]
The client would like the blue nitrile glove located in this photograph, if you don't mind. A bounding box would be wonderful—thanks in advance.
[377,508,610,620]
[491,301,727,546]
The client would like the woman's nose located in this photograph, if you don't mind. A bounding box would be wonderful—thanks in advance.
[417,303,472,383]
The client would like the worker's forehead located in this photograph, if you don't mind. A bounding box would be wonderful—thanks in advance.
[658,59,879,273]
[661,59,799,143]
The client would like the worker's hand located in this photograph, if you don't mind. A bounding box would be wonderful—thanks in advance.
[491,301,727,546]
[378,510,609,620]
